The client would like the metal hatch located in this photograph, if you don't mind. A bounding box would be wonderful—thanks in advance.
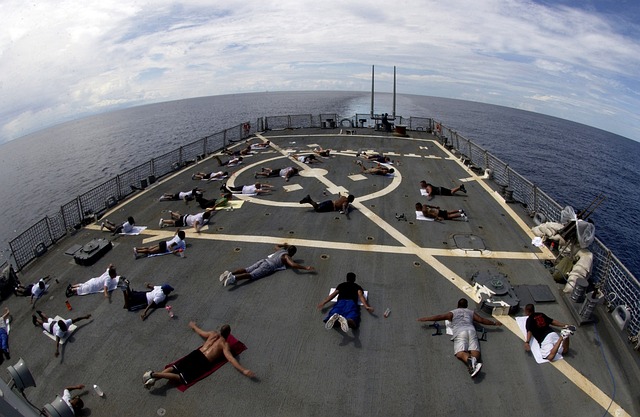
[452,234,486,251]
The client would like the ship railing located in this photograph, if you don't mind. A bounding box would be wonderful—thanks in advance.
[6,115,639,342]
[7,122,249,273]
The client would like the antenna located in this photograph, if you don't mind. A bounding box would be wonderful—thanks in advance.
[392,66,396,118]
[370,65,375,117]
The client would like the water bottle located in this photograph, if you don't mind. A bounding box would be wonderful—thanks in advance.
[65,300,72,310]
[166,305,174,318]
[93,384,104,397]
[384,308,391,318]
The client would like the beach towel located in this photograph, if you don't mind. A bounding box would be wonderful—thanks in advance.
[415,211,435,221]
[43,316,77,344]
[120,226,147,235]
[165,335,247,392]
[420,189,428,196]
[515,316,563,363]
[213,200,245,211]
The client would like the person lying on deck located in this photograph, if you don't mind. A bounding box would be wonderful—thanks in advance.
[415,202,467,221]
[195,192,232,210]
[192,170,228,181]
[142,321,255,389]
[299,194,355,217]
[67,264,120,298]
[159,188,203,203]
[134,230,186,258]
[356,160,394,176]
[291,153,322,164]
[317,272,373,332]
[32,310,91,357]
[254,166,299,182]
[357,152,391,163]
[159,210,211,233]
[221,182,274,195]
[420,180,466,200]
[215,155,243,166]
[121,280,174,321]
[15,276,50,304]
[100,216,135,235]
[219,243,314,286]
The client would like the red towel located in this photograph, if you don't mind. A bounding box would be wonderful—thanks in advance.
[165,334,247,392]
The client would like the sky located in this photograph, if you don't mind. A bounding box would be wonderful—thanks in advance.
[1,0,639,144]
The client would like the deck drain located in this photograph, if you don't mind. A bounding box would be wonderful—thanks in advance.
[366,236,374,241]
[409,221,414,225]
[370,204,376,208]
[157,408,166,416]
[289,231,295,234]
[334,216,340,220]
[320,254,330,260]
[413,261,421,267]
[264,212,270,216]
[217,227,224,231]
[234,247,241,252]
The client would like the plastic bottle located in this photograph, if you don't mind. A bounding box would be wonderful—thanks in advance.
[93,384,104,397]
[65,300,72,311]
[384,308,391,318]
[166,305,174,318]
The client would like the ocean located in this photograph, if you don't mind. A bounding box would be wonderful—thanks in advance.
[0,91,638,278]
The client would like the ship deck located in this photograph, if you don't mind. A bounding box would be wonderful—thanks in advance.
[4,127,639,417]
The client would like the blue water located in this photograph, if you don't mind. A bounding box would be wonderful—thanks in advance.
[0,91,638,278]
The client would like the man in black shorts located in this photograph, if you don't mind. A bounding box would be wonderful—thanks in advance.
[143,321,255,389]
[420,180,466,201]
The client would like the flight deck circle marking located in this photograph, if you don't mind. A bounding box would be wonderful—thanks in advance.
[227,155,401,207]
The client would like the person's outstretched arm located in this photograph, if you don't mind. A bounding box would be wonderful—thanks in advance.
[65,384,85,392]
[358,290,374,313]
[222,343,255,378]
[472,312,502,327]
[317,289,339,310]
[189,321,214,340]
[283,256,314,271]
[417,312,452,322]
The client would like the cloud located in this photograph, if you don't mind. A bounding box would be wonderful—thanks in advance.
[1,0,640,142]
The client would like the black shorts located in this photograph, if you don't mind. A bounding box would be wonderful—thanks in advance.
[173,349,212,385]
[315,200,334,213]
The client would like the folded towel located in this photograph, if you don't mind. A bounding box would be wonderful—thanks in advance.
[166,335,247,392]
[120,226,147,235]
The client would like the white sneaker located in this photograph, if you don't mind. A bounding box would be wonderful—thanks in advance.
[337,315,349,332]
[325,313,339,330]
[159,218,164,228]
[223,274,236,287]
[143,370,156,389]
[561,328,573,339]
[219,271,231,282]
[471,362,482,378]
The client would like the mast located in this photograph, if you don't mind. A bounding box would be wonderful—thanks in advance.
[370,65,375,117]
[392,66,396,118]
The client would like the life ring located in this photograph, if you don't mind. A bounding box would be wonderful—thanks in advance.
[242,123,251,136]
[533,212,546,226]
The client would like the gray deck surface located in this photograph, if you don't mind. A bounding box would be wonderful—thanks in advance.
[3,128,639,417]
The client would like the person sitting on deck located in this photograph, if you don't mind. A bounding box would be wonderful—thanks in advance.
[317,272,374,332]
[524,303,574,361]
[381,113,392,132]
[32,310,92,357]
[195,192,232,210]
[219,243,314,286]
[0,307,11,361]
[134,230,186,259]
[159,188,203,203]
[299,194,355,217]
[254,166,299,182]
[192,170,228,181]
[121,280,174,321]
[159,210,211,233]
[221,182,274,195]
[142,321,255,389]
[420,180,466,200]
[417,298,502,378]
[416,202,467,221]
[356,160,394,176]
[100,216,135,235]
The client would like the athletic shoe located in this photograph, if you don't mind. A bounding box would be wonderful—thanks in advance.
[143,370,156,389]
[100,222,105,231]
[158,219,164,228]
[133,248,138,259]
[219,271,231,282]
[325,313,340,330]
[459,184,467,193]
[299,195,312,205]
[337,315,349,332]
[223,274,236,287]
[471,362,483,378]
[466,358,474,374]
[32,315,38,327]
[470,356,477,370]
[561,328,574,339]
[566,325,577,332]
